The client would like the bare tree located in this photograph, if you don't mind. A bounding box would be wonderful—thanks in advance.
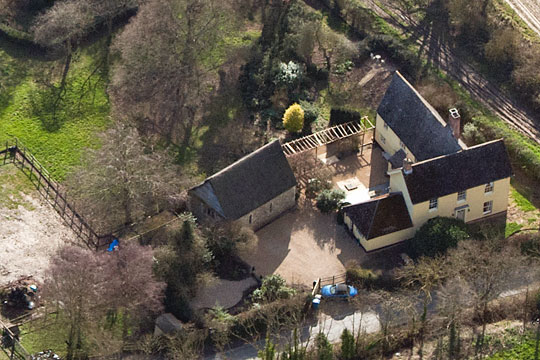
[397,255,447,359]
[66,122,191,234]
[111,0,239,150]
[447,239,528,357]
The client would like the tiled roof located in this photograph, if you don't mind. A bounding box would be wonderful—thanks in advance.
[190,140,297,219]
[377,72,462,161]
[343,192,413,239]
[404,139,512,204]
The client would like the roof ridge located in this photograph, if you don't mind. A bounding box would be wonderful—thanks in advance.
[366,199,380,239]
[410,138,505,168]
[208,140,280,180]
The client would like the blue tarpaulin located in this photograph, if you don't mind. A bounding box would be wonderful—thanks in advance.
[107,239,119,252]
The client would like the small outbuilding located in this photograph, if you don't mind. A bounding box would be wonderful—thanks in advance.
[189,140,297,230]
[154,313,183,336]
[342,192,414,252]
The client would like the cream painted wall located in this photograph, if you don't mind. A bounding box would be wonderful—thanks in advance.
[411,177,510,227]
[375,114,416,162]
[389,170,414,215]
[344,212,415,252]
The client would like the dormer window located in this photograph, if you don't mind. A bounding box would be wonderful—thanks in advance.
[485,182,494,194]
[457,190,466,202]
[429,198,438,211]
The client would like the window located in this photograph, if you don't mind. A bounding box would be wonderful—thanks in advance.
[429,198,438,210]
[485,182,494,193]
[457,190,467,202]
[483,200,493,215]
[383,123,389,130]
[380,134,386,144]
[249,214,253,224]
[269,203,273,212]
[400,140,406,149]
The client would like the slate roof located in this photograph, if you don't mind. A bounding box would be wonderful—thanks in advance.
[155,313,183,334]
[404,139,512,204]
[389,149,407,169]
[377,72,462,161]
[190,140,297,219]
[343,193,413,240]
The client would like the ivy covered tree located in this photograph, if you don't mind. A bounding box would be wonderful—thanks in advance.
[283,103,305,133]
[410,217,470,258]
[316,189,346,213]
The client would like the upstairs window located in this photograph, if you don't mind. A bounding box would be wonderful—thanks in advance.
[384,123,389,130]
[485,182,494,193]
[483,200,493,215]
[380,134,386,144]
[457,190,467,202]
[400,140,406,149]
[429,198,438,210]
[249,214,253,224]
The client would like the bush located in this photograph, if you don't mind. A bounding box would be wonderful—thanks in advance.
[283,103,305,133]
[410,217,470,258]
[518,233,540,257]
[316,189,346,213]
[252,274,296,303]
[329,108,361,126]
[340,328,356,360]
[306,178,332,199]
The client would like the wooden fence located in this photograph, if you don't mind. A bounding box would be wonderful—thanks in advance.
[0,318,31,360]
[1,139,110,250]
[312,272,348,296]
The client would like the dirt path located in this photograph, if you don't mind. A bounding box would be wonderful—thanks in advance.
[358,0,540,144]
[505,0,540,37]
[0,166,73,285]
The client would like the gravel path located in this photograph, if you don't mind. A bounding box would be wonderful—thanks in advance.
[191,277,258,310]
[0,193,73,285]
[0,166,73,286]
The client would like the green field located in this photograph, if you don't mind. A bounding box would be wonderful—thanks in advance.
[0,40,111,180]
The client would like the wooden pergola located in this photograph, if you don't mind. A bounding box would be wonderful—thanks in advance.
[282,117,375,157]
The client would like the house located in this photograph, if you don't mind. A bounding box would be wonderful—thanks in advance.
[343,71,513,252]
[189,140,297,230]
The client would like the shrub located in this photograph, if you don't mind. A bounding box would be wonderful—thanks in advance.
[329,108,361,126]
[519,233,540,257]
[275,61,303,89]
[340,328,356,360]
[316,189,346,213]
[252,274,296,303]
[410,217,470,258]
[283,103,305,133]
[315,332,333,360]
[299,100,321,127]
[306,178,332,199]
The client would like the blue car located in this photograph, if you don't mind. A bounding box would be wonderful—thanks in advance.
[321,283,358,299]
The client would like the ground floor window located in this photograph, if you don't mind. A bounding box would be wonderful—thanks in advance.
[483,200,493,215]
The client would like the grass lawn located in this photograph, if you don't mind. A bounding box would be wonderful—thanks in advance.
[0,164,36,210]
[0,41,111,181]
[19,317,68,357]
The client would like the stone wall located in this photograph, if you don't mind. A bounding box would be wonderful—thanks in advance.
[236,187,296,230]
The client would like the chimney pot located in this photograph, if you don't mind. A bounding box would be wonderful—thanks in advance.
[403,158,413,175]
[449,108,461,139]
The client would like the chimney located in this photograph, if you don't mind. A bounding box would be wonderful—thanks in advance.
[403,158,413,175]
[449,108,461,139]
